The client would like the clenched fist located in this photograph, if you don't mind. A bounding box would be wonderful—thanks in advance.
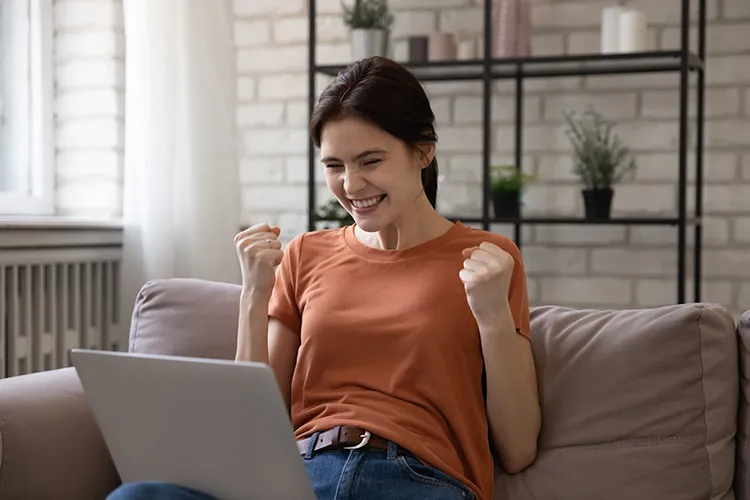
[234,223,284,297]
[460,242,515,328]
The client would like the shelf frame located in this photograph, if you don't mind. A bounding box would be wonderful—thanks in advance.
[307,0,707,304]
[314,50,704,82]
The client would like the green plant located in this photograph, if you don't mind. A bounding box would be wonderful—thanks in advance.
[342,0,395,30]
[490,165,535,193]
[315,198,354,228]
[563,107,636,190]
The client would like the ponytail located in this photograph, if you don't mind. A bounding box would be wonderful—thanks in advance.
[421,158,438,209]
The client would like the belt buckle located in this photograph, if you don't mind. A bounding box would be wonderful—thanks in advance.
[343,430,371,450]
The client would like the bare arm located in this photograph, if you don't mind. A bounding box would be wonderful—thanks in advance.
[235,292,299,412]
[480,303,540,474]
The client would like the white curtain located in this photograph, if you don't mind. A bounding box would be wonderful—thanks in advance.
[121,0,241,338]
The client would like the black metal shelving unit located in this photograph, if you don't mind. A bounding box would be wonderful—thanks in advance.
[307,0,706,304]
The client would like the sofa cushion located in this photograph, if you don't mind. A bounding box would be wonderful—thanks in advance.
[736,310,750,499]
[129,278,241,359]
[495,304,738,500]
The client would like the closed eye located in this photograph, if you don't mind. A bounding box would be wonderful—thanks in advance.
[363,159,381,166]
[325,164,343,169]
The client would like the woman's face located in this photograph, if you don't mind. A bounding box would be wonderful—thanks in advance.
[320,116,431,233]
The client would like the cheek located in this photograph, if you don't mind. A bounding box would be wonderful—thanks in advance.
[324,170,340,191]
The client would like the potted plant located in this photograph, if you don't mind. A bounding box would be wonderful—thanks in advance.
[563,107,636,220]
[315,198,355,229]
[343,0,395,61]
[490,165,534,219]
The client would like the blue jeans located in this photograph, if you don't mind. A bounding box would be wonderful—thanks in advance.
[107,441,475,500]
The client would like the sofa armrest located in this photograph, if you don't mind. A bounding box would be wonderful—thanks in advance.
[737,310,750,500]
[0,367,120,499]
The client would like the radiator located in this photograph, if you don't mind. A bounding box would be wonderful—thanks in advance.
[0,222,124,379]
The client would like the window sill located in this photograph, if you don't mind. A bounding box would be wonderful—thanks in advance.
[0,216,123,249]
[0,215,123,230]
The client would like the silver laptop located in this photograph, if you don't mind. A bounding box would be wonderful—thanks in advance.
[71,349,317,500]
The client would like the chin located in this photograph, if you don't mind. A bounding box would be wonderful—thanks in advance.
[352,217,382,233]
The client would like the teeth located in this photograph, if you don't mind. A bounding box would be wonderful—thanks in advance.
[351,195,384,209]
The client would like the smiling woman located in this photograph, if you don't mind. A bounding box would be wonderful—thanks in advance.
[309,58,447,251]
[110,56,539,500]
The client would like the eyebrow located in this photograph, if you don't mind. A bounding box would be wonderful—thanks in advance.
[320,148,387,164]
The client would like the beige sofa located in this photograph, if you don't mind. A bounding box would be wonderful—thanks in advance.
[1,278,749,500]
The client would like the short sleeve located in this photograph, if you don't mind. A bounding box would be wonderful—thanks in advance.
[504,241,531,340]
[268,234,303,335]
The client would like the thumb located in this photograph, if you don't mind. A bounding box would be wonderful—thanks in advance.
[462,247,477,259]
[271,226,281,237]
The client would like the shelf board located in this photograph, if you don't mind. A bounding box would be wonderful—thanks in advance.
[446,216,684,225]
[315,51,703,82]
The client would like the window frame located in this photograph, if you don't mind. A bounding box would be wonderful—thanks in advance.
[0,0,54,215]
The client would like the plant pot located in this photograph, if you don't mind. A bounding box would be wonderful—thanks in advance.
[351,29,388,60]
[492,190,520,219]
[582,188,614,220]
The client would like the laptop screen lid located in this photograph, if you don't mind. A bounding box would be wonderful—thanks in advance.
[71,349,315,500]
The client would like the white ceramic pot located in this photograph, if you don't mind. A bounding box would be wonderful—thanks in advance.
[428,33,457,61]
[351,28,388,61]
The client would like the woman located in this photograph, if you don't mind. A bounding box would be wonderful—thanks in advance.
[109,56,540,500]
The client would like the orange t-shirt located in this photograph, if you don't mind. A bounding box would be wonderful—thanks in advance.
[268,221,530,500]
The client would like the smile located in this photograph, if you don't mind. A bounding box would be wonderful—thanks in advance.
[349,195,386,209]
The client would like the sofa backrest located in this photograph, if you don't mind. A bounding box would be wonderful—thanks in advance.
[129,279,741,500]
[129,278,240,359]
[495,304,738,500]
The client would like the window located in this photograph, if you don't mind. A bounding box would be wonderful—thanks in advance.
[0,0,53,215]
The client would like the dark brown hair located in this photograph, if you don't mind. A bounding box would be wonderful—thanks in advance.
[310,57,439,208]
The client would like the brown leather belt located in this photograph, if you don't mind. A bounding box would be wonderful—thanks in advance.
[297,425,393,456]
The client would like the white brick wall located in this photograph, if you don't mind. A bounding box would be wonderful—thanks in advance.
[54,0,749,314]
[53,0,124,218]
[232,0,750,315]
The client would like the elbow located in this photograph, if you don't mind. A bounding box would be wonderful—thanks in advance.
[499,413,541,474]
[502,443,538,474]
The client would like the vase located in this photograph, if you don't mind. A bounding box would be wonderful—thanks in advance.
[582,188,614,220]
[492,190,521,219]
[408,36,429,62]
[428,33,457,61]
[351,29,388,61]
[492,0,532,58]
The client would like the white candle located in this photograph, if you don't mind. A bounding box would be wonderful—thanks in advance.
[601,6,624,53]
[619,9,648,52]
[457,39,476,60]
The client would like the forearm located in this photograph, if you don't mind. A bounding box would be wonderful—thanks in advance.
[234,291,270,363]
[479,304,541,474]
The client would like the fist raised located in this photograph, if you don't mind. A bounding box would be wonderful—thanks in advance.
[459,242,515,327]
[234,223,283,296]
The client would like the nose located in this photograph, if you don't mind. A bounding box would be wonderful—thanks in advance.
[343,166,366,195]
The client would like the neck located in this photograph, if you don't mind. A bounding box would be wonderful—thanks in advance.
[356,195,454,251]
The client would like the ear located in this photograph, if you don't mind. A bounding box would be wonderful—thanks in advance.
[414,143,436,169]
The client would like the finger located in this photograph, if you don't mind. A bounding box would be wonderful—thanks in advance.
[467,248,498,266]
[245,222,273,234]
[247,231,280,241]
[240,238,282,252]
[479,241,511,259]
[462,258,486,273]
[234,223,272,242]
[270,226,281,237]
[259,249,284,267]
[462,247,478,259]
[459,268,476,284]
[237,231,279,246]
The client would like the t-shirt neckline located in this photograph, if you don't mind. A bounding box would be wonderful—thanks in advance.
[342,221,466,261]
